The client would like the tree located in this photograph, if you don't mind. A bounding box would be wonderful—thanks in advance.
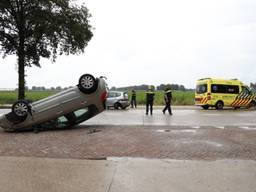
[0,0,93,99]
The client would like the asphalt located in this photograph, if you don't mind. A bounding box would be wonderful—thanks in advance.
[83,107,256,128]
[0,107,256,192]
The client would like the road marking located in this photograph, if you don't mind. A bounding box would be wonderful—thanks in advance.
[156,129,197,134]
[202,114,221,116]
[182,140,223,147]
[156,129,168,133]
[171,130,197,134]
[192,126,200,129]
[216,126,225,129]
[204,141,223,147]
[239,126,256,130]
[235,114,256,117]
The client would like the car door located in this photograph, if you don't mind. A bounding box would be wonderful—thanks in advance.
[106,92,116,106]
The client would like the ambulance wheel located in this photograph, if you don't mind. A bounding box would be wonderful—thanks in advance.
[202,105,209,110]
[215,101,224,110]
[248,100,256,109]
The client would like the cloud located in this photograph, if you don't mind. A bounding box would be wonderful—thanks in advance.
[1,0,256,89]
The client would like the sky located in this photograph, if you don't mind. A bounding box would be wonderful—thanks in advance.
[1,0,256,89]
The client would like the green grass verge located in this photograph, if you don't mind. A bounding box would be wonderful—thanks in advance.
[128,90,195,105]
[0,90,195,105]
[0,91,56,104]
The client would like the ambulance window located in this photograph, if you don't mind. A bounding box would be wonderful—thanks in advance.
[212,85,218,91]
[211,84,226,93]
[196,84,207,94]
[226,85,239,94]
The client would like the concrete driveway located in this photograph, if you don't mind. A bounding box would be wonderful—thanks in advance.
[0,156,255,192]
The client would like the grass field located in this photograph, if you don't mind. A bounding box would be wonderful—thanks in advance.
[128,90,195,105]
[0,91,57,105]
[0,90,195,105]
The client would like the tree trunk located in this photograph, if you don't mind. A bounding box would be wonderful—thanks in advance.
[18,2,26,100]
[18,22,25,100]
[18,52,25,100]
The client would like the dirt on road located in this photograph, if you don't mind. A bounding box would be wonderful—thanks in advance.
[0,125,255,160]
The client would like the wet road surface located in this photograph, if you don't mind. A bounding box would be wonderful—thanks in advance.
[1,107,256,128]
[0,107,256,192]
[0,107,256,160]
[83,107,256,128]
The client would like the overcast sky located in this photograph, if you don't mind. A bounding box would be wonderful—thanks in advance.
[1,0,256,89]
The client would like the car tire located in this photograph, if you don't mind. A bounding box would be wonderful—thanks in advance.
[114,103,119,109]
[12,100,30,118]
[215,101,224,110]
[202,105,209,110]
[78,74,98,94]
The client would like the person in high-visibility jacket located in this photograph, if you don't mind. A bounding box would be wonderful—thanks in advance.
[162,87,173,115]
[146,86,155,115]
[130,90,137,108]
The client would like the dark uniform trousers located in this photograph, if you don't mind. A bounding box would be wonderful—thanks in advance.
[131,96,137,108]
[146,92,155,115]
[163,91,172,115]
[146,100,153,114]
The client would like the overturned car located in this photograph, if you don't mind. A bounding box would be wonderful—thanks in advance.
[0,74,108,132]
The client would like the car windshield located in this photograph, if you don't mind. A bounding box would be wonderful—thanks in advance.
[38,105,98,130]
[196,84,207,94]
[124,92,129,99]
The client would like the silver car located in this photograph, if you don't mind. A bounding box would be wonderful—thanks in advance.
[106,91,130,109]
[0,74,108,132]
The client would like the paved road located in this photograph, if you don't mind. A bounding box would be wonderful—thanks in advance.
[2,107,256,128]
[83,107,256,129]
[0,107,256,160]
[1,107,256,192]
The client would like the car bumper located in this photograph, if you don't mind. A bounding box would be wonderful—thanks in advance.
[119,101,130,108]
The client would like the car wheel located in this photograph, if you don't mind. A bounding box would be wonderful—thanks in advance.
[201,105,209,110]
[215,101,224,110]
[78,74,98,94]
[12,100,29,117]
[114,103,119,109]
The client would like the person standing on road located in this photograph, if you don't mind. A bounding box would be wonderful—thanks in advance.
[130,90,137,108]
[162,87,173,115]
[146,86,155,115]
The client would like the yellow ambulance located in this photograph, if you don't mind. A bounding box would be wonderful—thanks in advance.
[195,78,256,109]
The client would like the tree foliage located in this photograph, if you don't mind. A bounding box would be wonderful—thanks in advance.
[0,0,93,99]
[111,84,188,91]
